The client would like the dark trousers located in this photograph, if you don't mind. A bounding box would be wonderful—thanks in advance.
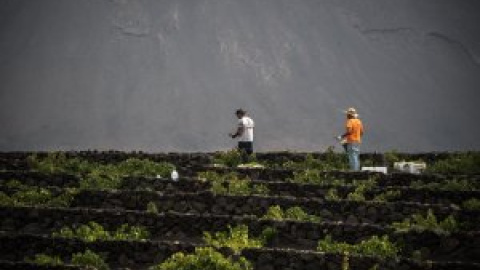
[238,141,253,162]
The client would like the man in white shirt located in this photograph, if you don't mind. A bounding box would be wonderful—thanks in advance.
[229,109,255,160]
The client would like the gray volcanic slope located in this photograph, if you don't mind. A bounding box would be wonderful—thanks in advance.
[0,0,479,152]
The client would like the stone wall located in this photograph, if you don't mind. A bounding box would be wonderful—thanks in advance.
[253,152,459,166]
[70,190,474,226]
[0,152,213,171]
[0,206,388,250]
[2,171,479,207]
[193,166,382,181]
[1,230,478,270]
[0,151,475,171]
[0,171,80,188]
[1,206,478,263]
[0,260,83,270]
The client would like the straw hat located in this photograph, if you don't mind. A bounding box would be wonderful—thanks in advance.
[345,107,359,117]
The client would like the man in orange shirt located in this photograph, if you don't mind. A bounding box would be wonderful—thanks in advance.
[339,108,364,171]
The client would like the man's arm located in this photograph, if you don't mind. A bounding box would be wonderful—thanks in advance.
[341,125,353,139]
[230,126,244,138]
[230,120,245,138]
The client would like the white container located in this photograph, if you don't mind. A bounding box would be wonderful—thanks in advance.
[171,169,179,181]
[361,167,388,174]
[394,162,427,174]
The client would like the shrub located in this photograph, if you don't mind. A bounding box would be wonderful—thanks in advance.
[322,147,349,170]
[391,209,458,235]
[0,187,76,207]
[285,206,322,222]
[317,235,399,259]
[27,250,109,270]
[116,158,175,177]
[0,191,13,206]
[288,170,370,186]
[213,149,244,167]
[71,249,109,270]
[5,179,30,190]
[198,171,244,182]
[288,169,334,185]
[345,178,378,202]
[250,183,269,194]
[150,247,252,270]
[11,188,52,205]
[27,153,175,190]
[262,205,321,222]
[46,188,78,207]
[26,254,63,266]
[289,169,321,184]
[203,225,265,253]
[341,252,350,270]
[224,178,253,196]
[355,235,400,258]
[427,152,480,174]
[324,178,380,202]
[326,188,341,201]
[27,152,91,175]
[262,205,284,220]
[411,178,477,191]
[53,221,150,242]
[113,224,150,241]
[147,201,159,214]
[283,151,348,171]
[346,184,368,202]
[80,158,174,190]
[384,150,401,165]
[199,171,269,196]
[259,227,278,244]
[283,154,323,170]
[80,167,123,190]
[210,180,228,194]
[317,234,353,254]
[462,198,480,211]
[212,180,269,196]
[228,179,269,195]
[372,190,401,202]
[53,221,110,242]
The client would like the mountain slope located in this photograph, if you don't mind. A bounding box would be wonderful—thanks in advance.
[0,0,479,151]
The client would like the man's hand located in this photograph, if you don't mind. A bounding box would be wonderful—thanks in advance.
[230,126,243,139]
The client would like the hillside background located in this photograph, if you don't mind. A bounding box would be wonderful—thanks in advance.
[1,0,479,152]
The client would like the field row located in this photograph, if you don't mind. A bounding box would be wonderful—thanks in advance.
[3,232,478,270]
[1,151,478,173]
[1,152,478,269]
[2,171,479,208]
[2,186,474,228]
[1,206,479,265]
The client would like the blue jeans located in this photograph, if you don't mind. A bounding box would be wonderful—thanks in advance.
[346,143,361,171]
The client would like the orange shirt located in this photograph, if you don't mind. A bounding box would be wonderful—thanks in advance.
[345,118,364,143]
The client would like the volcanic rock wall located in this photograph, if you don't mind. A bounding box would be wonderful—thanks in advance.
[1,0,479,151]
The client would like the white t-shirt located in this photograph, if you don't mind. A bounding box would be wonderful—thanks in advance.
[238,116,254,142]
